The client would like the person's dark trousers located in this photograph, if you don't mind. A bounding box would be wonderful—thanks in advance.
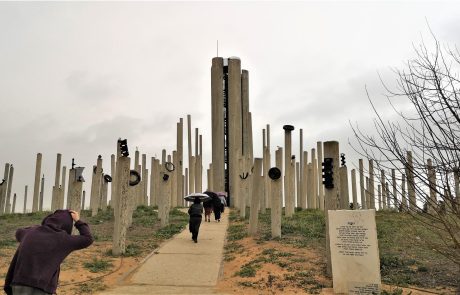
[189,216,202,242]
[213,206,222,221]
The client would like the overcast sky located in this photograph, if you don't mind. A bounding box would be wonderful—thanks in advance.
[1,1,460,212]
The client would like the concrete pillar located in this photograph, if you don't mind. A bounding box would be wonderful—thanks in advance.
[365,177,371,209]
[271,148,283,238]
[401,174,407,211]
[260,129,267,213]
[12,193,16,214]
[211,57,225,193]
[351,169,358,210]
[228,58,243,208]
[134,150,141,207]
[378,185,382,210]
[317,141,324,210]
[101,178,108,210]
[68,169,83,214]
[296,162,300,208]
[32,153,42,212]
[368,159,375,209]
[0,163,9,214]
[427,159,437,214]
[406,151,416,210]
[392,169,397,208]
[381,170,386,209]
[60,166,66,209]
[385,182,390,209]
[187,115,195,194]
[239,158,246,218]
[159,163,172,227]
[185,168,189,196]
[249,158,263,236]
[324,141,340,277]
[311,149,318,209]
[171,151,178,207]
[111,154,116,210]
[207,167,212,192]
[298,130,303,209]
[91,156,103,216]
[301,151,308,209]
[194,128,199,194]
[196,134,203,194]
[112,156,131,255]
[52,154,62,211]
[177,119,184,208]
[39,174,44,212]
[283,125,295,217]
[23,185,28,213]
[358,159,366,209]
[142,154,148,206]
[265,124,271,209]
[6,165,14,213]
[339,166,349,209]
[150,158,158,207]
[82,190,86,210]
[307,163,314,208]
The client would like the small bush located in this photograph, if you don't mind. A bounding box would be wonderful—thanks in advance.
[83,258,113,273]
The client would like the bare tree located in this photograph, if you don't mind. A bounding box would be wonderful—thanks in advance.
[350,36,460,270]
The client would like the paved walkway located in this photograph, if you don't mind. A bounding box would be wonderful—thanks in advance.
[98,210,229,295]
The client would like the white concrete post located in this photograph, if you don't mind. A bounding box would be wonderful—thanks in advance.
[111,154,116,209]
[39,174,44,212]
[249,158,263,236]
[427,159,437,214]
[271,148,283,238]
[142,153,148,206]
[406,151,416,210]
[351,169,358,210]
[392,169,397,208]
[176,119,184,208]
[401,174,407,211]
[339,166,349,209]
[159,163,171,227]
[32,154,42,212]
[311,149,318,209]
[378,185,382,210]
[112,156,131,255]
[82,190,86,210]
[12,193,16,214]
[0,163,9,214]
[368,159,375,209]
[23,185,28,213]
[91,156,103,216]
[283,125,295,217]
[317,141,324,210]
[381,170,387,209]
[6,165,14,213]
[60,166,66,209]
[359,159,366,209]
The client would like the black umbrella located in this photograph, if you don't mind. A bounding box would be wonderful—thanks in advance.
[184,193,211,202]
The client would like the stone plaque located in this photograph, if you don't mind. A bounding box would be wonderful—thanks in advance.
[328,210,381,294]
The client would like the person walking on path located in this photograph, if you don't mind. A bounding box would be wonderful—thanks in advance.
[202,197,213,222]
[188,197,203,243]
[4,209,93,295]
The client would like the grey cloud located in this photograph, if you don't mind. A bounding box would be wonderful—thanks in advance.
[65,71,121,101]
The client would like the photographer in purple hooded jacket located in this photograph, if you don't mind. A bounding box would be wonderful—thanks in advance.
[3,209,93,295]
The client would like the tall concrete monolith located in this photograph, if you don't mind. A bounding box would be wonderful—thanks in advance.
[339,166,349,209]
[111,154,116,209]
[68,169,82,215]
[171,151,178,207]
[23,185,28,213]
[211,58,225,194]
[52,153,62,211]
[380,170,386,209]
[317,141,324,210]
[401,176,408,211]
[142,153,148,206]
[82,190,86,210]
[271,148,283,238]
[283,125,295,217]
[366,177,371,209]
[324,141,340,277]
[101,177,108,210]
[91,156,103,216]
[427,159,437,214]
[39,174,44,212]
[249,158,263,236]
[12,193,16,213]
[368,159,375,210]
[5,165,14,213]
[406,151,416,210]
[187,115,195,194]
[378,185,382,210]
[112,156,131,255]
[311,149,318,209]
[32,153,42,212]
[301,151,308,209]
[265,124,271,209]
[159,163,172,227]
[385,182,390,209]
[307,162,314,208]
[260,129,268,213]
[176,118,184,208]
[0,163,9,214]
[239,158,246,218]
[351,169,358,210]
[359,159,366,209]
[296,162,300,208]
[298,129,303,208]
[185,168,189,196]
[391,169,397,208]
[60,166,66,209]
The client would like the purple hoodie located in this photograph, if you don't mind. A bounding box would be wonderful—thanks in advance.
[4,210,93,295]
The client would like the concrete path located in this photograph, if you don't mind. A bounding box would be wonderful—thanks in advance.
[98,210,229,295]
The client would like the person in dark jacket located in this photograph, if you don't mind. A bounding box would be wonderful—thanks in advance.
[4,209,93,295]
[211,193,223,222]
[188,197,203,243]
